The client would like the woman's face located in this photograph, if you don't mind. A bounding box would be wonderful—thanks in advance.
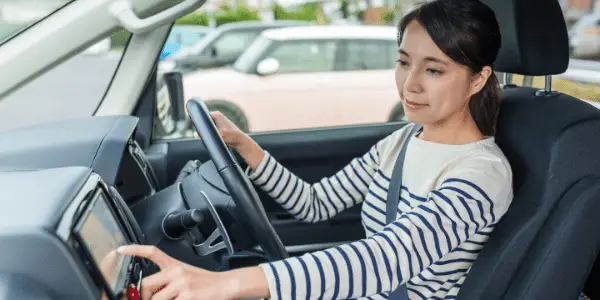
[395,20,487,126]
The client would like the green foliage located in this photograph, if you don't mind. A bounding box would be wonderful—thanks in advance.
[357,9,366,21]
[273,3,319,22]
[383,9,395,24]
[175,5,261,27]
[340,0,349,18]
[215,5,261,25]
[110,30,131,49]
[175,12,209,25]
[114,3,324,48]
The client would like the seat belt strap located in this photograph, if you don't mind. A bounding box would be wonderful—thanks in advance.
[386,123,422,300]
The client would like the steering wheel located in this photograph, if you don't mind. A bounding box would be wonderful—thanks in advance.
[186,98,289,262]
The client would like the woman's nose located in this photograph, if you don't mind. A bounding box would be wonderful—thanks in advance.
[404,70,423,94]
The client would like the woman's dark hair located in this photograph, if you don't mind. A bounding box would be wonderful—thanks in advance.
[398,0,502,136]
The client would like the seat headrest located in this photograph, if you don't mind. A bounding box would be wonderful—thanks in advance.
[481,0,569,76]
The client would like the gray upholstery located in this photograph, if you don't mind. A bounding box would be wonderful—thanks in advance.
[483,0,569,75]
[458,86,600,299]
[457,0,600,299]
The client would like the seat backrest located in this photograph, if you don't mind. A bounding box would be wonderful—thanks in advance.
[457,1,600,299]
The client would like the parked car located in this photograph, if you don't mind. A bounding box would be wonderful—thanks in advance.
[159,25,212,60]
[569,13,600,58]
[161,20,310,72]
[182,25,404,132]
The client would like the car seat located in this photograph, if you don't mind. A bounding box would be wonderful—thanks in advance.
[457,0,600,299]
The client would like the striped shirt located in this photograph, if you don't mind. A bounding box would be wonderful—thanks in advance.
[249,124,514,300]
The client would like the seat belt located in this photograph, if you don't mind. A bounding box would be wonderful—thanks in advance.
[386,123,422,300]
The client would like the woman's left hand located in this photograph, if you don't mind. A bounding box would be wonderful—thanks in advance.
[117,245,233,300]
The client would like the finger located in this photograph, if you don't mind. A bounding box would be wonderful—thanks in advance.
[210,111,225,125]
[140,270,176,300]
[210,111,223,119]
[117,245,172,270]
[151,280,182,300]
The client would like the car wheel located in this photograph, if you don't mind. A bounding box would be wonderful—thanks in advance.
[388,103,406,122]
[205,100,250,133]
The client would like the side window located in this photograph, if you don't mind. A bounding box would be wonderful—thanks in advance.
[153,7,600,140]
[212,30,260,57]
[343,39,396,71]
[268,40,337,73]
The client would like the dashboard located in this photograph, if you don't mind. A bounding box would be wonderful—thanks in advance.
[0,115,158,203]
[0,115,267,299]
[0,166,143,300]
[0,116,156,299]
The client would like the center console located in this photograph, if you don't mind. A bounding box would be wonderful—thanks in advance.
[70,188,140,300]
[0,166,146,300]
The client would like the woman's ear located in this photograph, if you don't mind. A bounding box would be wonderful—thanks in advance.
[469,66,493,97]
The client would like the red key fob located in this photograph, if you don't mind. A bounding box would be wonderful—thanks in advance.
[128,284,140,300]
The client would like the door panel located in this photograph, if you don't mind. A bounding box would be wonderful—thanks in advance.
[147,122,407,253]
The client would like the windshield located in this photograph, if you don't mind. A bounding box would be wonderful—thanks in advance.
[232,35,273,73]
[0,0,131,134]
[0,0,74,44]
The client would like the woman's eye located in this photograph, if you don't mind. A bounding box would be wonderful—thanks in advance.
[397,59,409,67]
[427,68,443,76]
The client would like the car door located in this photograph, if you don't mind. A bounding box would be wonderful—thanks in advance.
[207,28,263,67]
[239,38,345,132]
[176,28,262,70]
[247,38,401,132]
[331,38,402,123]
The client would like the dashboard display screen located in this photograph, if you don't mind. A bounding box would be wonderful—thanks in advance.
[76,190,129,294]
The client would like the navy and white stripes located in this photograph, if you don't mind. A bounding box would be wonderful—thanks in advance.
[250,125,513,300]
[250,144,381,223]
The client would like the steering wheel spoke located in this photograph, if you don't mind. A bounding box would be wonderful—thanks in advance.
[192,191,235,256]
[194,226,232,256]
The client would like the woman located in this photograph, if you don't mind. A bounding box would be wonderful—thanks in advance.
[119,0,514,299]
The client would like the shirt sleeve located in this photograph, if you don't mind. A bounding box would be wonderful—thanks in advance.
[258,155,513,300]
[246,137,391,223]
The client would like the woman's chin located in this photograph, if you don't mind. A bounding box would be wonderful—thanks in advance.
[403,111,428,124]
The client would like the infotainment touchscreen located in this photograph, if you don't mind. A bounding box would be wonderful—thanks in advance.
[74,189,131,296]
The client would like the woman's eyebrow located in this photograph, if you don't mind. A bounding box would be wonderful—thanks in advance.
[398,48,448,65]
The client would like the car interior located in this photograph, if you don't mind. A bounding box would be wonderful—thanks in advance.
[1,0,600,299]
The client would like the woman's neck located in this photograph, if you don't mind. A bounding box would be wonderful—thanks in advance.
[418,111,485,145]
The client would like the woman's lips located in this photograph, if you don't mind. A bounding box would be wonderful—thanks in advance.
[404,99,428,110]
